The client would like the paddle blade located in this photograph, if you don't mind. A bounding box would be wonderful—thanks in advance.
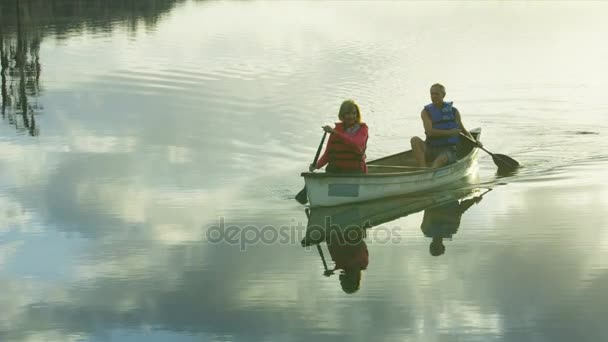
[492,153,520,172]
[295,187,308,204]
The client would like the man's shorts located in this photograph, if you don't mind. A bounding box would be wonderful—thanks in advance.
[425,145,458,165]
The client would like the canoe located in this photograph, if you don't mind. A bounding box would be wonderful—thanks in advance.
[301,128,481,207]
[302,180,483,246]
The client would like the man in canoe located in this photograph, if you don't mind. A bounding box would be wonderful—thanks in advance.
[309,99,369,173]
[410,83,480,168]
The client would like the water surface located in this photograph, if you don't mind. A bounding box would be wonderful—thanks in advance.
[1,1,608,341]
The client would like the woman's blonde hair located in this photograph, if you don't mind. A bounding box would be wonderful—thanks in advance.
[338,99,362,123]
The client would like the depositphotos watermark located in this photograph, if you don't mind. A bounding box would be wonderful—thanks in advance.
[205,217,403,251]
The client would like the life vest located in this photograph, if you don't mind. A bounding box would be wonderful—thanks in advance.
[421,201,463,238]
[328,240,369,270]
[328,123,367,172]
[424,102,460,146]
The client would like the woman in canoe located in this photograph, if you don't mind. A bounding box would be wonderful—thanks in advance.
[309,99,369,173]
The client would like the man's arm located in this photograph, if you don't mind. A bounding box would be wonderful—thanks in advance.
[422,110,460,137]
[454,109,475,141]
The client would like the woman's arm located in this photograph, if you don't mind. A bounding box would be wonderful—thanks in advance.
[315,135,333,169]
[315,150,329,169]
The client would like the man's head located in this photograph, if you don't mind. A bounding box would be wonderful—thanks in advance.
[429,238,446,256]
[430,83,446,106]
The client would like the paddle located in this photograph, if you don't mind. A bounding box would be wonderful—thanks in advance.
[460,132,519,172]
[295,132,328,204]
[316,244,334,277]
[303,207,334,275]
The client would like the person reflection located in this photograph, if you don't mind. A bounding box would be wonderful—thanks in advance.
[301,223,368,294]
[421,193,484,256]
[326,226,368,294]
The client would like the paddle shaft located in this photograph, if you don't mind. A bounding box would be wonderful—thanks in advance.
[474,143,494,156]
[295,132,329,204]
[459,132,492,155]
[477,188,493,198]
[312,132,328,167]
[459,132,520,171]
[316,244,329,271]
[482,188,493,196]
[316,243,334,277]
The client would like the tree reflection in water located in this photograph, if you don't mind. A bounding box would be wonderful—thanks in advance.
[0,0,184,136]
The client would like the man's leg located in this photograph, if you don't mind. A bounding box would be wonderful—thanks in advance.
[410,137,427,167]
[431,148,456,168]
[431,154,449,168]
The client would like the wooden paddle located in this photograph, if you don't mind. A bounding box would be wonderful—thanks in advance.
[303,208,334,276]
[295,132,328,204]
[460,132,519,172]
[317,244,334,277]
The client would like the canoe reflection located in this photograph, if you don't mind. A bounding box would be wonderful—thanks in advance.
[302,186,491,292]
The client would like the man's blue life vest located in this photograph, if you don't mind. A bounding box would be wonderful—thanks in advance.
[424,101,460,146]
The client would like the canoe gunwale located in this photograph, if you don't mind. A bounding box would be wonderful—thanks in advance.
[300,168,431,178]
[300,145,475,178]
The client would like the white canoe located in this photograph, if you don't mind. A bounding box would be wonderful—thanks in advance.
[301,128,481,207]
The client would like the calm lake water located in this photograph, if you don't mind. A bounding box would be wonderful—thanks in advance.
[2,1,608,341]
